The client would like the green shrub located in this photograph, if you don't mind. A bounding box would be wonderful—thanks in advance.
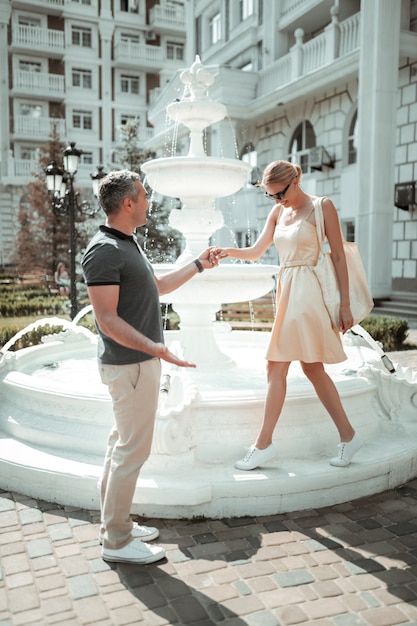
[360,315,409,351]
[0,323,66,351]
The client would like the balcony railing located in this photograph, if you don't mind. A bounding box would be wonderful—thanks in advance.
[13,159,40,178]
[14,116,66,138]
[257,12,360,98]
[12,25,64,52]
[149,4,186,30]
[114,41,164,67]
[13,70,65,97]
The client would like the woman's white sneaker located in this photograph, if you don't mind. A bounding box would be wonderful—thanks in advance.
[99,523,159,545]
[330,433,363,467]
[102,538,165,564]
[235,444,278,471]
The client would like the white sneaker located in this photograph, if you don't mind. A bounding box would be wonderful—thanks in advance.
[235,444,278,471]
[330,433,363,467]
[99,522,159,545]
[102,537,165,564]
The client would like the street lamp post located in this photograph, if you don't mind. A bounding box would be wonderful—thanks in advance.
[45,142,107,319]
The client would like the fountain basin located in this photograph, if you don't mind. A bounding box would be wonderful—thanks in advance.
[154,263,278,305]
[142,156,251,199]
[1,325,417,518]
[167,99,227,130]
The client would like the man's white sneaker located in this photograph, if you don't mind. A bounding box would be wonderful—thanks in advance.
[235,444,278,471]
[99,523,159,545]
[102,537,165,564]
[330,433,363,467]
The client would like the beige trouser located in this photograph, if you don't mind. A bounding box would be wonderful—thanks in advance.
[98,358,161,550]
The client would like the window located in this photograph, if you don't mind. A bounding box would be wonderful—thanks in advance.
[121,114,137,125]
[288,121,316,172]
[240,0,254,20]
[73,109,92,130]
[80,151,93,165]
[20,103,42,117]
[71,26,92,48]
[121,74,139,94]
[210,13,221,45]
[348,111,358,165]
[120,0,138,11]
[236,229,258,247]
[344,221,355,242]
[19,60,41,72]
[121,33,139,44]
[167,41,184,60]
[18,16,41,27]
[72,68,92,89]
[20,146,38,160]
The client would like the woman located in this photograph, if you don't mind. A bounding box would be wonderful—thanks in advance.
[54,262,70,296]
[218,160,362,470]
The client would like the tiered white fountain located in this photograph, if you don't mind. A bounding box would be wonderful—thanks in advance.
[141,57,277,369]
[0,58,416,518]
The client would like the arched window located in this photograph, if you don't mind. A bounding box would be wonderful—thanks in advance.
[288,121,316,172]
[348,111,358,164]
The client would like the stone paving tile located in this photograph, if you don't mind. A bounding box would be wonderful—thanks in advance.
[1,489,415,625]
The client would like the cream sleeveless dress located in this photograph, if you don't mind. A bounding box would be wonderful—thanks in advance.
[266,199,347,364]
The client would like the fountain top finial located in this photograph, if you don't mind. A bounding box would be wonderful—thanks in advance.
[180,55,214,101]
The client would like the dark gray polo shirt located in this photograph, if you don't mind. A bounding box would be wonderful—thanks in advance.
[82,225,164,365]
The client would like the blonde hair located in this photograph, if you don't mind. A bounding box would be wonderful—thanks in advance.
[261,160,302,188]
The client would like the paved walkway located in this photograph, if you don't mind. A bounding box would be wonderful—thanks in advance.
[1,338,417,626]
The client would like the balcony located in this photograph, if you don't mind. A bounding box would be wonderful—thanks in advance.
[114,41,164,69]
[256,12,360,99]
[13,70,65,100]
[11,25,64,57]
[148,3,186,34]
[4,159,40,180]
[14,116,66,140]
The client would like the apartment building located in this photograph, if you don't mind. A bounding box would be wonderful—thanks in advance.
[0,0,187,267]
[147,0,417,298]
[1,0,416,299]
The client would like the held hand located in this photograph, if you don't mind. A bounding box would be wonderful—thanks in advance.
[198,246,221,270]
[214,248,230,259]
[156,343,196,368]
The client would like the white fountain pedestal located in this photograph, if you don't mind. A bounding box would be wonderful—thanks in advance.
[0,326,416,518]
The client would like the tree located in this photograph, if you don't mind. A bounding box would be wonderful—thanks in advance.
[114,120,183,262]
[13,123,90,280]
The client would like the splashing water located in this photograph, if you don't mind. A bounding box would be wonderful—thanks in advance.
[0,317,73,355]
[0,305,94,356]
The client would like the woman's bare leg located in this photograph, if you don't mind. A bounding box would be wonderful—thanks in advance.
[254,361,290,449]
[300,361,355,441]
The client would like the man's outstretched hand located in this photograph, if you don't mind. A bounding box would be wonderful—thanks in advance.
[155,343,196,368]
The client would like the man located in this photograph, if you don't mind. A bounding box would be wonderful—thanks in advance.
[82,170,218,565]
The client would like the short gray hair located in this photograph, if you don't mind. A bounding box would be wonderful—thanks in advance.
[98,170,141,215]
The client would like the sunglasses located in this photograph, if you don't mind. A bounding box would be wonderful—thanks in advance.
[264,181,291,201]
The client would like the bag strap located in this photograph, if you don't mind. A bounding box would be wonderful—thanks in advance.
[314,197,325,244]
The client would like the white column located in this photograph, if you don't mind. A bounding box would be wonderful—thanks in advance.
[356,0,401,298]
[98,0,114,168]
[0,2,11,177]
[185,0,196,65]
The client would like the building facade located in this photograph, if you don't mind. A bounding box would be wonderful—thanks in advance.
[0,0,187,268]
[1,0,416,298]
